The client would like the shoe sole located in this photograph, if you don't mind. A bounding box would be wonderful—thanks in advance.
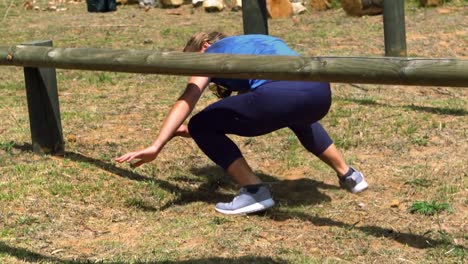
[350,180,369,193]
[215,199,275,215]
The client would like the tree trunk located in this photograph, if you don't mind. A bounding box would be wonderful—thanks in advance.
[341,0,383,17]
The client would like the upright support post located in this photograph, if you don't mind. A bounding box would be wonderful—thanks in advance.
[383,0,407,57]
[241,0,269,35]
[23,40,64,155]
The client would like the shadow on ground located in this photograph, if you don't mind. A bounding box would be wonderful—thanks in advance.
[0,241,285,264]
[344,98,467,116]
[11,143,466,250]
[267,208,461,249]
[13,143,334,210]
[190,165,337,207]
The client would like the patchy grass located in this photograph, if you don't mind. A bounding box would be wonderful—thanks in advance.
[0,0,467,263]
[409,201,451,216]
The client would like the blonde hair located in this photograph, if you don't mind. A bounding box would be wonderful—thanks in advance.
[183,31,227,52]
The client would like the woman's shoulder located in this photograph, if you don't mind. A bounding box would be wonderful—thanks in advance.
[227,34,281,42]
[212,35,284,49]
[207,34,292,55]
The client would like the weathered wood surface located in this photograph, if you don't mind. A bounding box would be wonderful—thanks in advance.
[22,41,64,155]
[0,45,467,87]
[242,0,268,34]
[383,0,407,57]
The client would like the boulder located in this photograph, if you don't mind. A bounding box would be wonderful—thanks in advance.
[139,0,157,8]
[309,0,330,11]
[419,0,443,7]
[160,0,183,7]
[292,2,307,14]
[192,0,203,7]
[203,0,224,12]
[231,0,242,11]
[341,0,383,17]
[267,0,293,19]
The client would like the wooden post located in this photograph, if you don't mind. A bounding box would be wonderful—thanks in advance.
[23,40,64,155]
[242,0,269,35]
[383,0,407,57]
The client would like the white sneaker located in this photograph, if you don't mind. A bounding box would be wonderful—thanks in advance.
[215,185,275,215]
[339,167,369,193]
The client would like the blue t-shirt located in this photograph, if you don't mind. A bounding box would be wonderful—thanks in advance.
[205,34,299,91]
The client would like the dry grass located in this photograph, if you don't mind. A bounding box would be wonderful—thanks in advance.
[0,1,467,263]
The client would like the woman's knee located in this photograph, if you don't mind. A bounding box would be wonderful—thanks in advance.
[187,113,206,138]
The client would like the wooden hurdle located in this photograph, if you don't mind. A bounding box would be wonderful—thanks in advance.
[1,1,461,155]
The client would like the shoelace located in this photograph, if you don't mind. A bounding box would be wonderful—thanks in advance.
[227,188,248,205]
[345,174,358,187]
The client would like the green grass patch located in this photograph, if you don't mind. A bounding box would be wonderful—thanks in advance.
[409,201,451,216]
[16,215,38,226]
[410,134,429,146]
[0,227,14,238]
[405,178,432,187]
[210,216,233,226]
[0,81,25,91]
[350,97,378,106]
[86,72,116,86]
[0,141,15,153]
[48,182,74,196]
[61,110,97,123]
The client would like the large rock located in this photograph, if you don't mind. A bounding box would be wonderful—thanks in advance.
[231,0,242,11]
[160,0,183,7]
[139,0,157,8]
[309,0,330,11]
[341,0,383,17]
[192,0,203,7]
[203,0,224,12]
[419,0,443,7]
[292,2,307,14]
[267,0,293,19]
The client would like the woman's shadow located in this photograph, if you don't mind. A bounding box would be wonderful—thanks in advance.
[186,165,336,209]
[12,143,464,250]
[12,143,334,209]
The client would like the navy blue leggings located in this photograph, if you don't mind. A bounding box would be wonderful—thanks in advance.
[188,81,333,170]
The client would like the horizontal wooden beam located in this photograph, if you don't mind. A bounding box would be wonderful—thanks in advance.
[0,45,467,87]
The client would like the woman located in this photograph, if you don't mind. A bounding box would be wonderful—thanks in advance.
[116,32,368,215]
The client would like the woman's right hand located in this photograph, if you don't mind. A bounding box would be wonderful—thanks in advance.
[115,145,159,168]
[174,124,191,138]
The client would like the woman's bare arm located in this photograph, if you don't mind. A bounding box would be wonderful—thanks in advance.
[115,76,210,167]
